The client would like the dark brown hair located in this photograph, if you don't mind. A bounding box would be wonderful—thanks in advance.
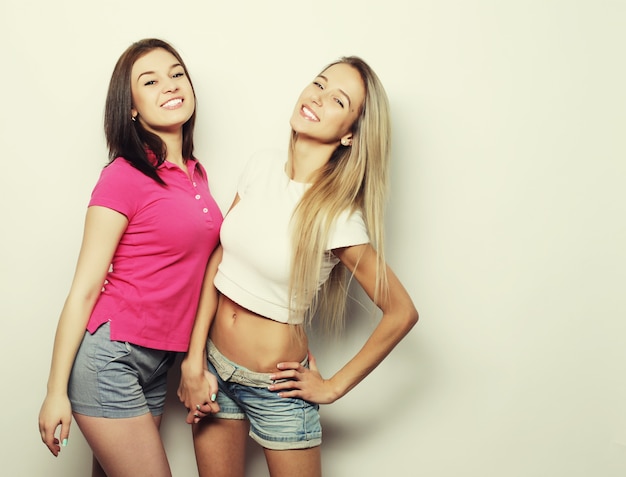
[104,38,198,184]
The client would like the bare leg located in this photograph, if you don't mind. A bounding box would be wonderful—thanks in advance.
[75,413,170,477]
[264,447,322,477]
[193,417,249,477]
[87,414,164,477]
[92,456,106,477]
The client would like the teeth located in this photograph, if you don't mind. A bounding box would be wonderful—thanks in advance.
[302,106,318,120]
[163,98,182,108]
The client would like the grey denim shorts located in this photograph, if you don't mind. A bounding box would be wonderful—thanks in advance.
[69,322,177,418]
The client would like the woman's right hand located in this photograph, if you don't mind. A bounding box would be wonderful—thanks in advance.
[38,206,129,456]
[178,356,220,424]
[38,393,72,456]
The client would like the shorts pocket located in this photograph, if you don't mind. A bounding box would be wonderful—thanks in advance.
[91,322,132,373]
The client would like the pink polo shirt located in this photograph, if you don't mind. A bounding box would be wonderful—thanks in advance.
[86,156,223,351]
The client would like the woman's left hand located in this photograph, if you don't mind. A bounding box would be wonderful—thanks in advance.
[268,351,339,404]
[178,357,220,424]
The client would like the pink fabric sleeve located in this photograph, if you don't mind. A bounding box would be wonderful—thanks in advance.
[88,158,140,219]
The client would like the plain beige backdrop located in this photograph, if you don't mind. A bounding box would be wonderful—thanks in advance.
[1,0,625,475]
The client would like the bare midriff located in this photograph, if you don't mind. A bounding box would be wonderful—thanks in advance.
[209,294,308,373]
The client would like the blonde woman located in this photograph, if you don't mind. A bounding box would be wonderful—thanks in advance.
[178,56,418,477]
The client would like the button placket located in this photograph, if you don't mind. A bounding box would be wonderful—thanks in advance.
[189,168,212,217]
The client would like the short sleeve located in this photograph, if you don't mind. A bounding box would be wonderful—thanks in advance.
[327,209,370,250]
[89,158,141,219]
[236,154,260,198]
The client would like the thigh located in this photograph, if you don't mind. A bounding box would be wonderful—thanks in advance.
[264,446,321,477]
[193,417,250,477]
[74,412,171,477]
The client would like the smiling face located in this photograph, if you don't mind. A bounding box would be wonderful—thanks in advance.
[130,48,195,135]
[289,62,366,146]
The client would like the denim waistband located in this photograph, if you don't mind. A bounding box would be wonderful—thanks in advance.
[207,339,308,388]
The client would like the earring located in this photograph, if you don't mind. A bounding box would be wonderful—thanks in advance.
[341,138,350,146]
[131,115,137,122]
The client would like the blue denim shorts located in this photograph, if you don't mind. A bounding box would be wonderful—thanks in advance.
[68,322,177,418]
[207,340,322,450]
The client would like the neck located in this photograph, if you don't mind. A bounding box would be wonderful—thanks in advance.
[160,129,186,167]
[289,136,336,183]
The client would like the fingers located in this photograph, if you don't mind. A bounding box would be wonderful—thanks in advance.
[185,403,205,424]
[275,360,304,371]
[183,373,221,424]
[47,439,61,457]
[204,369,220,412]
[270,365,306,383]
[39,421,62,457]
[59,418,71,450]
[267,353,333,404]
[41,433,60,456]
[39,395,73,456]
[187,408,201,424]
[274,351,317,378]
[186,399,220,424]
[268,366,308,399]
[179,370,220,423]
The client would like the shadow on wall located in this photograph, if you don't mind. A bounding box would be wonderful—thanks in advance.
[307,280,431,447]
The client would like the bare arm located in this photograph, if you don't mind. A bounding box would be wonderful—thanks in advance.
[183,244,224,367]
[177,243,223,422]
[270,243,419,403]
[178,194,239,422]
[38,206,128,456]
[325,244,419,399]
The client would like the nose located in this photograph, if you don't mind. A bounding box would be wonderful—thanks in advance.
[162,77,178,94]
[311,91,322,106]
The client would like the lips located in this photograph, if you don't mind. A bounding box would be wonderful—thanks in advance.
[161,98,183,109]
[300,105,319,121]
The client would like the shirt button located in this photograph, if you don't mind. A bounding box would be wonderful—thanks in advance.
[202,208,209,213]
[195,194,201,200]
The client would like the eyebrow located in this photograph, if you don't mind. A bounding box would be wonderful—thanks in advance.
[318,74,351,107]
[137,63,183,81]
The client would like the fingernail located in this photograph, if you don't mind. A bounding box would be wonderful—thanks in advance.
[62,438,68,447]
[211,393,216,402]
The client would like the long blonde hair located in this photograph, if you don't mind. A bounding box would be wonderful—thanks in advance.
[288,56,391,334]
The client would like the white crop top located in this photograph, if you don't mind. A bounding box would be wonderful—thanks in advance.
[214,149,370,324]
